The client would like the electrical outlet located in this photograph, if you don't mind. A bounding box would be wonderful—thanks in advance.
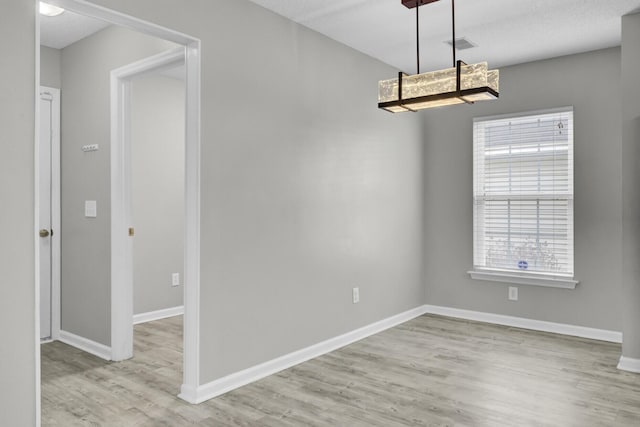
[352,287,360,304]
[508,286,518,301]
[172,273,180,287]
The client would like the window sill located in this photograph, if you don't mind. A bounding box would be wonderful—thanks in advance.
[467,269,578,289]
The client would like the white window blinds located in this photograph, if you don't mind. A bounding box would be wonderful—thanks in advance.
[473,108,574,277]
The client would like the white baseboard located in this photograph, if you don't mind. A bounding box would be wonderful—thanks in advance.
[181,303,625,405]
[423,305,622,343]
[133,305,184,325]
[618,356,640,373]
[59,330,112,361]
[178,384,199,405]
[182,305,428,404]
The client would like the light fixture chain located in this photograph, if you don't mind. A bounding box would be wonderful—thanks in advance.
[416,2,420,74]
[452,0,456,66]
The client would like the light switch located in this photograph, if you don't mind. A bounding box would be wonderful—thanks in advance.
[85,200,97,218]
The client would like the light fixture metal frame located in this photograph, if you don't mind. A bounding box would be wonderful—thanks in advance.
[378,60,499,113]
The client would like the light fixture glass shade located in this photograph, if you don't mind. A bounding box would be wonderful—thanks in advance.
[487,69,499,92]
[378,62,499,113]
[403,97,466,110]
[40,2,65,17]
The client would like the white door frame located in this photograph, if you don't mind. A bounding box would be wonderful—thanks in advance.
[39,86,61,342]
[110,47,186,361]
[35,0,202,417]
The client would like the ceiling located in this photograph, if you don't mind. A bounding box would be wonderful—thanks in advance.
[247,0,640,73]
[40,6,186,81]
[40,0,640,73]
[40,8,110,49]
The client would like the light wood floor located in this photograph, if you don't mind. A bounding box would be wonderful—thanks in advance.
[42,314,640,426]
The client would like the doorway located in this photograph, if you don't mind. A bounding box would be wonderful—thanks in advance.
[110,47,186,361]
[38,86,60,342]
[35,1,202,421]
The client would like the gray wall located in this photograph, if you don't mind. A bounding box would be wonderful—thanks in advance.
[40,46,61,88]
[423,47,623,331]
[621,13,640,359]
[0,1,36,425]
[87,0,425,383]
[131,73,184,315]
[60,26,177,345]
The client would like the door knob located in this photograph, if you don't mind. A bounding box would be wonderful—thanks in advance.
[39,229,50,238]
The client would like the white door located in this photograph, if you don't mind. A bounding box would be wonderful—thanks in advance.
[39,87,60,341]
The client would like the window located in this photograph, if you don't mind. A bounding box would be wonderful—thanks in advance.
[471,108,576,287]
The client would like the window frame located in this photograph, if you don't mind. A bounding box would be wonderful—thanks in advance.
[468,107,578,289]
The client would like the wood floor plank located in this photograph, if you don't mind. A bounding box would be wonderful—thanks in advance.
[42,314,640,426]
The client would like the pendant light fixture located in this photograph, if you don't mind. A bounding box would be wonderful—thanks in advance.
[378,0,499,113]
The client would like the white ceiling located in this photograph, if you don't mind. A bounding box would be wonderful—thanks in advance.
[39,6,186,81]
[40,0,640,71]
[247,0,640,73]
[40,8,110,49]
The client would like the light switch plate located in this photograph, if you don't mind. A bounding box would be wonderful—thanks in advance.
[85,200,97,218]
[352,287,360,304]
